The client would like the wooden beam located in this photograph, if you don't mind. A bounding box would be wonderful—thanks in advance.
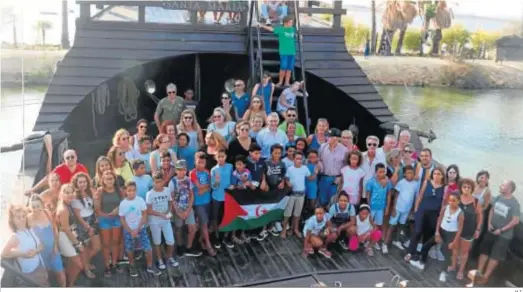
[332,0,342,28]
[79,3,91,20]
[138,5,145,23]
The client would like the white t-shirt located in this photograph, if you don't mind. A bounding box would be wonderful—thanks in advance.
[145,187,172,225]
[276,88,297,112]
[71,197,95,218]
[118,197,147,230]
[394,179,419,213]
[341,166,366,197]
[285,165,311,192]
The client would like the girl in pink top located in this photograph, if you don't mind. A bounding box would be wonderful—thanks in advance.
[340,150,366,205]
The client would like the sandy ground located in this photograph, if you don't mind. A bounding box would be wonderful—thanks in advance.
[354,55,523,88]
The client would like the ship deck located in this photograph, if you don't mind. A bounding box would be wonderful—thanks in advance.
[74,235,468,288]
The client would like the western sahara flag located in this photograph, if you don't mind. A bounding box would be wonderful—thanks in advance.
[219,188,291,232]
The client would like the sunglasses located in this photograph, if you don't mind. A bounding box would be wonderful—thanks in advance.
[234,84,243,87]
[120,136,129,141]
[168,91,176,94]
[184,116,193,120]
[213,115,223,119]
[404,150,412,153]
[65,155,76,160]
[287,114,296,117]
[367,143,377,147]
[240,128,249,132]
[139,125,147,129]
[253,100,261,104]
[222,96,230,99]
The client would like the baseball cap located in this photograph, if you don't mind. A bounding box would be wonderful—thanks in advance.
[175,160,187,169]
[327,128,341,138]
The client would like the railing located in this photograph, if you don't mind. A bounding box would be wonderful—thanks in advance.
[253,1,264,83]
[247,1,256,86]
[1,259,44,287]
[293,0,311,135]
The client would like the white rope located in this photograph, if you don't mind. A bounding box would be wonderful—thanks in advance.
[91,82,110,137]
[117,77,139,122]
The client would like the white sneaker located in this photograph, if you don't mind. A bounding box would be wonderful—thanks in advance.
[416,243,423,252]
[428,246,437,259]
[392,241,405,250]
[409,259,425,270]
[381,244,389,254]
[403,240,410,248]
[374,243,381,250]
[439,271,447,282]
[265,18,271,25]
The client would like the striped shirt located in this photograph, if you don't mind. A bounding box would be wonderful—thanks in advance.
[319,143,348,176]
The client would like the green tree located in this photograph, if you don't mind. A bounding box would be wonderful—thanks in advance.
[35,20,53,45]
[441,24,470,53]
[470,30,500,51]
[342,17,370,51]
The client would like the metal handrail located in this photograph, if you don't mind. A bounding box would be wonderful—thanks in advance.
[293,0,311,135]
[253,1,264,83]
[1,259,44,287]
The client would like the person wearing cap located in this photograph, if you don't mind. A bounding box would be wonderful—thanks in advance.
[252,71,275,115]
[318,128,348,207]
[155,83,185,133]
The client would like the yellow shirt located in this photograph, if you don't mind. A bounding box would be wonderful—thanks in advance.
[115,162,134,182]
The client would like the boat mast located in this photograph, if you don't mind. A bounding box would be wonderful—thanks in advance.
[21,11,26,192]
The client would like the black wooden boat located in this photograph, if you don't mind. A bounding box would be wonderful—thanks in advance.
[1,0,521,288]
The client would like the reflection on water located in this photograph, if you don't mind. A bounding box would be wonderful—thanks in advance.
[378,86,523,201]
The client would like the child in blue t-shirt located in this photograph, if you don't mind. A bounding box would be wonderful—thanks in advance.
[384,165,418,251]
[132,160,153,201]
[365,163,392,252]
[283,151,312,239]
[305,149,321,214]
[302,207,332,258]
[231,155,254,190]
[189,154,216,256]
[281,144,295,169]
[177,133,196,171]
[210,149,233,249]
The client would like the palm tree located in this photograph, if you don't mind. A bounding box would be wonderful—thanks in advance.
[2,7,18,47]
[35,20,53,45]
[395,1,418,54]
[370,0,377,55]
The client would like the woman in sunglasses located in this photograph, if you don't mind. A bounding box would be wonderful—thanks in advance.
[242,96,267,124]
[252,71,275,115]
[107,145,134,182]
[176,109,204,153]
[401,143,417,169]
[112,129,140,162]
[220,93,235,120]
[129,119,148,152]
[207,107,236,143]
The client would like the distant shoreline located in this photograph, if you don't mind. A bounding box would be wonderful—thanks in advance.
[3,49,523,90]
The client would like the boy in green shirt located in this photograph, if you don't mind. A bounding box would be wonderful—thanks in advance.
[259,16,296,87]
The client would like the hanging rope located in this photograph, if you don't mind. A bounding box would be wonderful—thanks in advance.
[91,82,110,137]
[117,77,139,122]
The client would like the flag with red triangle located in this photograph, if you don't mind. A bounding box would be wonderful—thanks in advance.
[219,189,290,232]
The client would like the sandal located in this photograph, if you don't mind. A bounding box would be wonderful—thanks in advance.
[287,229,293,236]
[318,248,332,258]
[206,246,217,257]
[280,231,287,239]
[366,247,374,257]
[293,230,303,238]
[404,253,412,262]
[457,272,464,280]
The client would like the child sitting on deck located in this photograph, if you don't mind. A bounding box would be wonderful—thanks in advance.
[303,207,332,258]
[326,192,357,250]
[351,204,382,256]
[146,171,178,270]
[119,181,160,277]
[259,15,297,87]
[211,150,233,249]
[282,151,313,239]
[365,163,392,253]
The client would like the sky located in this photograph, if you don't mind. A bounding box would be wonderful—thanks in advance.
[1,0,522,44]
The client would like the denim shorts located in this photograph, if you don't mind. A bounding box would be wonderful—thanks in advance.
[149,221,175,246]
[173,209,196,227]
[371,209,385,226]
[280,55,295,71]
[98,216,121,230]
[123,228,152,253]
[389,210,409,225]
[194,204,210,226]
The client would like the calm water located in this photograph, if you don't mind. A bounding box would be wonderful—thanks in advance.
[378,86,523,201]
[1,86,522,203]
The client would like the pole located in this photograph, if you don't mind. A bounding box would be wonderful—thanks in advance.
[21,11,26,192]
[61,0,70,49]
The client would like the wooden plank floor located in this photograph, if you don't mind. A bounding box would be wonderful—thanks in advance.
[75,235,469,288]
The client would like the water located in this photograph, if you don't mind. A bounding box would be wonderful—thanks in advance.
[378,85,523,201]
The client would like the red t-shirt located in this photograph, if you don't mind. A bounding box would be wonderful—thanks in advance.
[53,163,89,184]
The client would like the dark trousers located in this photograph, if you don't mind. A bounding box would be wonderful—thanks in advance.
[408,210,439,254]
[416,229,455,268]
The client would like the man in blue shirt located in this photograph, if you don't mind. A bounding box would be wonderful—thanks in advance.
[231,79,249,120]
[256,113,288,159]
